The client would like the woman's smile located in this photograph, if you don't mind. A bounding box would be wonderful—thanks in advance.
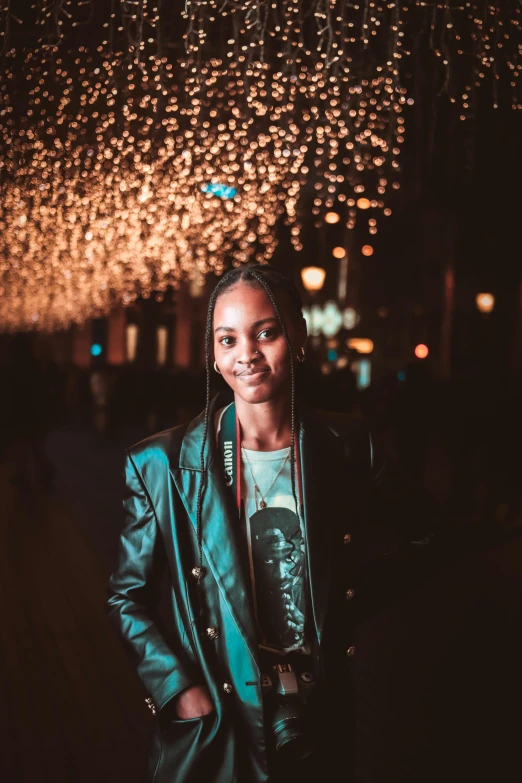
[236,367,270,384]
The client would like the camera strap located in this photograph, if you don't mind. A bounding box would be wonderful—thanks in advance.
[218,402,303,516]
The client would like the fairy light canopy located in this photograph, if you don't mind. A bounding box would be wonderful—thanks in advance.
[0,1,520,331]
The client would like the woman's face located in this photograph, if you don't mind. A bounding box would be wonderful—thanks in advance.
[213,281,306,406]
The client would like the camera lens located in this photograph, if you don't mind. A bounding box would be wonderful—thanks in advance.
[272,699,314,761]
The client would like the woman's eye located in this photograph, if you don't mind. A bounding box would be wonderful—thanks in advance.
[219,336,235,347]
[258,329,275,340]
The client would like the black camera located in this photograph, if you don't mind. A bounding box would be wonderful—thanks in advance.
[261,660,316,762]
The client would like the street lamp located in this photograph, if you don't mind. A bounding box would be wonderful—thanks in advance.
[347,338,374,354]
[301,266,326,292]
[476,292,495,313]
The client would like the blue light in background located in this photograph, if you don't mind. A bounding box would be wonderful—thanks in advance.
[356,358,371,390]
[201,183,237,200]
[397,370,407,381]
[91,343,102,357]
[327,349,338,362]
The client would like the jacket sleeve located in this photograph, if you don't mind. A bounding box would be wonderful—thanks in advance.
[368,426,440,542]
[106,451,195,713]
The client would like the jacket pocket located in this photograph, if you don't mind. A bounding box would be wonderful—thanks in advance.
[164,710,216,728]
[153,712,218,783]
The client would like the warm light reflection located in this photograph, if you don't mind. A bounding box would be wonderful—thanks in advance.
[156,326,168,366]
[332,247,346,259]
[356,198,371,210]
[361,245,374,256]
[126,324,139,362]
[415,344,429,359]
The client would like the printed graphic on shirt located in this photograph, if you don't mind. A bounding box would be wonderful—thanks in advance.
[215,404,307,653]
[247,505,306,652]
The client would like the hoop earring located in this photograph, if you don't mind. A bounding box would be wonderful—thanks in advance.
[296,347,305,364]
[213,361,222,374]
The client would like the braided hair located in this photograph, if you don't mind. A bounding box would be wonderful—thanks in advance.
[193,262,304,580]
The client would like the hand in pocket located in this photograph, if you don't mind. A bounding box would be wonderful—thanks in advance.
[174,684,214,720]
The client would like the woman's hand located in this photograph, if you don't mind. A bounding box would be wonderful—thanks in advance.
[174,684,214,720]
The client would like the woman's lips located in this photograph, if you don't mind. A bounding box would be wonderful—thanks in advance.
[237,368,270,384]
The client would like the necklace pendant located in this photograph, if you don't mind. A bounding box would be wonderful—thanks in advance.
[259,500,267,509]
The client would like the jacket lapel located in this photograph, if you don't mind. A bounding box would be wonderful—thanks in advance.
[299,409,349,646]
[170,398,259,664]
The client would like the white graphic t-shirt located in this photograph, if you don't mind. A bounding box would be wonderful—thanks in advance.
[216,406,307,654]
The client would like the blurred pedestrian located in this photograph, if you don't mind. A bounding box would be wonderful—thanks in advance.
[89,365,111,434]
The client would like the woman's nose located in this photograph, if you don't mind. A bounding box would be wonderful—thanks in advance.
[236,338,260,364]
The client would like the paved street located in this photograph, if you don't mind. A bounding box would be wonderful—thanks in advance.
[1,429,521,782]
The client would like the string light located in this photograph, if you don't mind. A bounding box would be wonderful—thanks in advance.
[0,2,519,331]
[325,212,341,225]
[0,50,297,329]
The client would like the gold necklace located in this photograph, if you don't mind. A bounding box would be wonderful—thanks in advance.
[241,446,290,510]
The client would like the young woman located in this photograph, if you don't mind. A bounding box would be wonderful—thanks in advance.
[107,263,434,782]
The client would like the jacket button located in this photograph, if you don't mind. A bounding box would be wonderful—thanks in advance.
[345,589,355,600]
[206,626,219,640]
[343,533,352,545]
[346,646,356,658]
[191,566,206,581]
[223,683,233,694]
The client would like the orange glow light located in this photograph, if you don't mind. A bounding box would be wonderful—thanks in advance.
[301,266,326,291]
[361,244,374,256]
[332,246,346,258]
[475,293,495,313]
[325,211,340,224]
[348,338,374,354]
[415,344,429,359]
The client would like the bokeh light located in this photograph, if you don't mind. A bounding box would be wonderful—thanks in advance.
[348,338,374,354]
[476,293,495,313]
[301,266,326,292]
[0,2,519,330]
[325,212,341,225]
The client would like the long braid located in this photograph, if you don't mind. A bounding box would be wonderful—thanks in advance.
[194,263,304,578]
[193,277,233,580]
[247,268,300,520]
